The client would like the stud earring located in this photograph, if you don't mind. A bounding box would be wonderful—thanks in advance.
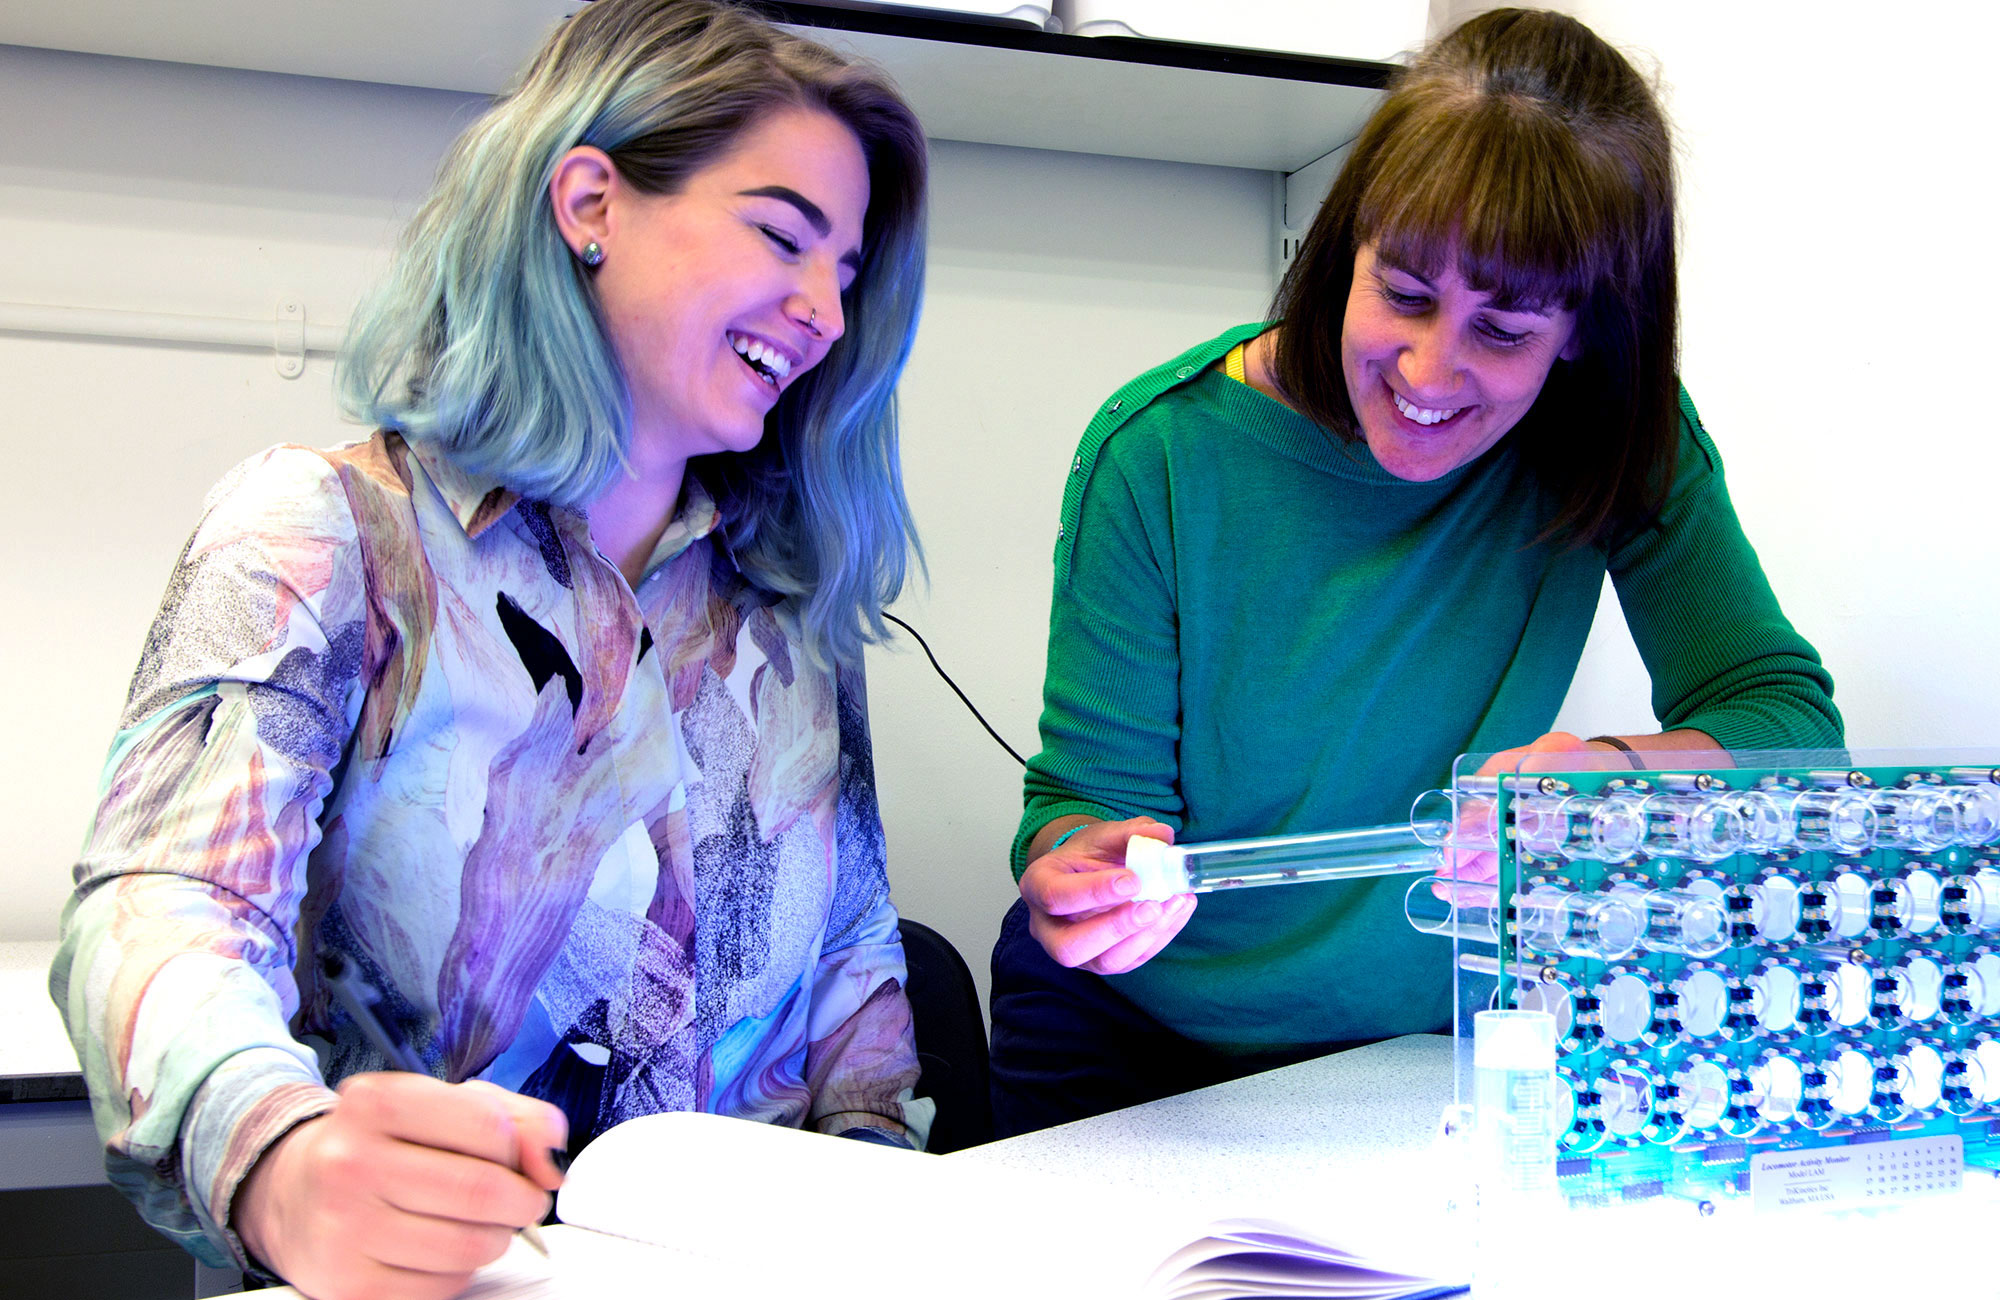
[579,241,605,267]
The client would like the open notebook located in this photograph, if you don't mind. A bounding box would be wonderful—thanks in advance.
[452,1110,1468,1299]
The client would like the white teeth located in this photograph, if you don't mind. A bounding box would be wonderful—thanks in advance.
[728,332,792,382]
[1393,392,1462,426]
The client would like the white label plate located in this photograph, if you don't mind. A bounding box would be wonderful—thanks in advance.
[1751,1134,1963,1213]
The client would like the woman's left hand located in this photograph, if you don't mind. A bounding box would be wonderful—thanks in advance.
[1438,731,1608,892]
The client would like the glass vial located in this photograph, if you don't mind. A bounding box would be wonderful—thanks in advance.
[1474,1008,1561,1296]
[1121,824,1435,901]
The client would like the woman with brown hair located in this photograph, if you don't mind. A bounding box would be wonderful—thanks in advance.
[991,8,1840,1136]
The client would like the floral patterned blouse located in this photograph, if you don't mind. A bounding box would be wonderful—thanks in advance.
[51,431,928,1268]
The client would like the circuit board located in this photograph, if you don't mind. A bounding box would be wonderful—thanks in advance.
[1446,750,2000,1210]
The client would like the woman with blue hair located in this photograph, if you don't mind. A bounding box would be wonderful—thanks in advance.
[52,1,930,1294]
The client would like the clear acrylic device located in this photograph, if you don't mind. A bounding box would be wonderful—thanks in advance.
[1410,746,2000,1212]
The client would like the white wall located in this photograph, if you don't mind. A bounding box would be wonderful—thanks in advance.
[870,143,1277,985]
[0,44,1278,1006]
[0,45,472,939]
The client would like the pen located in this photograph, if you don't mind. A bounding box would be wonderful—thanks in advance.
[318,951,552,1258]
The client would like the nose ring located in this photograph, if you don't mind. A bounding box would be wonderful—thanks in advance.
[806,307,821,338]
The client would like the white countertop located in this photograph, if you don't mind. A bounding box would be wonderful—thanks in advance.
[951,1035,2000,1300]
[954,1032,1456,1208]
[1,939,81,1079]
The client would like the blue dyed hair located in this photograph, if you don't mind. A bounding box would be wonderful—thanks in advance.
[337,0,928,666]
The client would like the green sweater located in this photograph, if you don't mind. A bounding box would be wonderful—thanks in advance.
[1014,324,1842,1054]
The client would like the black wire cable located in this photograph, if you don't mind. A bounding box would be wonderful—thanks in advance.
[880,611,1027,767]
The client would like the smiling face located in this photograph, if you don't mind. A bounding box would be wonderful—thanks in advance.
[1340,241,1578,482]
[582,106,869,470]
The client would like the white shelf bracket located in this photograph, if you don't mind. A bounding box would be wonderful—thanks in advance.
[274,300,306,379]
[1277,139,1356,277]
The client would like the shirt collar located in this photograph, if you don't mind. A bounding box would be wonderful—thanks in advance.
[647,474,722,569]
[403,436,520,540]
[401,435,725,562]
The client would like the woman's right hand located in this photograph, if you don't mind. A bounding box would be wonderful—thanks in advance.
[233,1073,569,1300]
[1019,816,1197,976]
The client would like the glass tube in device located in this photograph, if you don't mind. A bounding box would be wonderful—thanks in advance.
[1405,878,1646,960]
[1403,877,1504,944]
[1608,885,1729,957]
[1727,789,1796,854]
[1123,824,1437,901]
[1946,775,2000,846]
[1410,787,1651,863]
[1637,793,1745,861]
[1409,787,1500,853]
[1791,788,1877,854]
[1520,887,1645,961]
[1868,786,1961,852]
[1540,793,1646,863]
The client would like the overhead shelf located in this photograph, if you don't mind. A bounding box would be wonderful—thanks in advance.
[767,1,1392,171]
[0,0,1391,173]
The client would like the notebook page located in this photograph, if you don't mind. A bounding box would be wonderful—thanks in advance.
[554,1111,1203,1298]
[553,1111,1467,1299]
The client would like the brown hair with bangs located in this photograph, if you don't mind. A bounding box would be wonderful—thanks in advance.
[1269,7,1677,545]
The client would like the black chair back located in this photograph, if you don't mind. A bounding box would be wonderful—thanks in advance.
[898,919,994,1153]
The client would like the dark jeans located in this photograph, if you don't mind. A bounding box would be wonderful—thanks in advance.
[987,899,1363,1138]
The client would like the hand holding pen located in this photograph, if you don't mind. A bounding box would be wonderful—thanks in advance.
[317,951,562,1260]
[231,952,570,1300]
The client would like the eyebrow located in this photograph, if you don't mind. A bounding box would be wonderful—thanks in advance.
[1479,289,1551,315]
[738,185,865,273]
[1376,251,1554,316]
[1374,249,1435,287]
